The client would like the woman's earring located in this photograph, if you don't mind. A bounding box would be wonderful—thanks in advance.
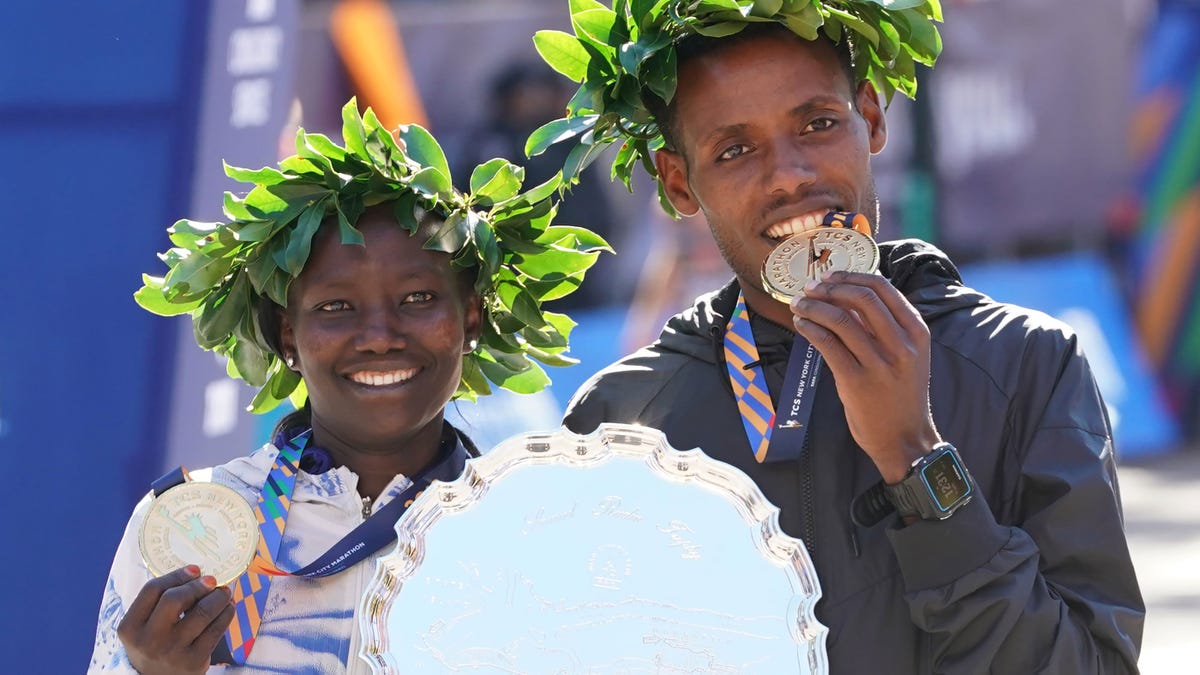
[285,355,295,368]
[467,339,479,352]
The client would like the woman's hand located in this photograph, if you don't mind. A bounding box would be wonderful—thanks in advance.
[117,565,235,674]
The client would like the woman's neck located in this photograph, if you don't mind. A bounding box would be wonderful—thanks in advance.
[309,415,446,501]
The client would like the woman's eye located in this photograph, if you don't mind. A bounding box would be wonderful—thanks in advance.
[317,300,350,312]
[717,144,750,161]
[404,291,434,304]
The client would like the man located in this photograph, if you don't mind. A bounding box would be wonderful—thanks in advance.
[537,5,1144,673]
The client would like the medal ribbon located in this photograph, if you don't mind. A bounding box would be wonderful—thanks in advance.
[724,293,823,463]
[216,429,462,665]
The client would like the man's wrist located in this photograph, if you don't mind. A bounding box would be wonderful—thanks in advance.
[883,442,974,521]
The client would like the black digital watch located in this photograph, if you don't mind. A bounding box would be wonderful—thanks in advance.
[883,442,974,520]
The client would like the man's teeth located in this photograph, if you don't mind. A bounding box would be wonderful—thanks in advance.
[349,369,417,386]
[765,211,831,239]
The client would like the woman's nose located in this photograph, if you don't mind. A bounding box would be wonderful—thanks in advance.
[355,308,406,353]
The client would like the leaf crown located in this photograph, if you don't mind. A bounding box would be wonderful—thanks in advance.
[527,0,943,215]
[137,98,610,413]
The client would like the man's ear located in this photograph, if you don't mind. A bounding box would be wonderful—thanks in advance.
[856,81,888,155]
[654,149,700,217]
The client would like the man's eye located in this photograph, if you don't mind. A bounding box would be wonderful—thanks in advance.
[717,144,749,161]
[804,118,836,133]
[404,291,434,304]
[317,300,350,312]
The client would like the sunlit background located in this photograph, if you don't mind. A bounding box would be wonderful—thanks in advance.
[1,0,1197,671]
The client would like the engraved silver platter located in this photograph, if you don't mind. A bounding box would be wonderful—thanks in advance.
[358,423,828,674]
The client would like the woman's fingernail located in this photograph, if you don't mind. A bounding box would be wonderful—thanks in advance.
[200,575,217,589]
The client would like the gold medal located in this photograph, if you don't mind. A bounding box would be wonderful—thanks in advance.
[761,227,880,303]
[138,481,260,586]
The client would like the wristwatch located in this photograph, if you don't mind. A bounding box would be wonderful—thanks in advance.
[883,442,974,520]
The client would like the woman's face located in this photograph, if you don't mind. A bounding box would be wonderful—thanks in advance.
[279,211,481,451]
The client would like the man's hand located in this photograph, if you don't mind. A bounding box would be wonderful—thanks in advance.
[790,271,941,484]
[117,565,235,674]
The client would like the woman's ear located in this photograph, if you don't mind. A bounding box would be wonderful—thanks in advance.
[279,310,300,371]
[462,292,483,355]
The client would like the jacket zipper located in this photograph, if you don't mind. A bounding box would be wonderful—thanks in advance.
[361,496,372,520]
[799,434,817,559]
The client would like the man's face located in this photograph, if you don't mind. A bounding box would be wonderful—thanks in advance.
[655,33,887,318]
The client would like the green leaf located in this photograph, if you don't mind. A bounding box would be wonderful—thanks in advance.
[224,162,288,186]
[163,250,235,300]
[287,378,308,410]
[469,159,524,204]
[298,131,348,164]
[572,7,619,48]
[862,0,928,9]
[458,354,493,398]
[496,280,548,329]
[562,137,611,183]
[424,212,469,253]
[409,166,452,197]
[523,271,584,302]
[469,210,502,276]
[337,207,365,246]
[533,30,591,82]
[514,247,600,279]
[249,363,302,413]
[536,224,614,253]
[396,123,451,180]
[478,352,550,394]
[525,115,598,158]
[193,272,249,349]
[243,182,330,223]
[280,201,327,275]
[525,345,578,368]
[134,275,202,316]
[167,219,221,248]
[229,219,278,243]
[749,0,784,18]
[780,3,823,40]
[341,99,369,159]
[227,336,269,385]
[641,48,677,104]
[825,6,878,46]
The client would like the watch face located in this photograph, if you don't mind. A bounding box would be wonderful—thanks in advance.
[920,452,972,511]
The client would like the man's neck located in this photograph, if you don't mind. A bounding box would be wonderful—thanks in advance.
[739,279,796,331]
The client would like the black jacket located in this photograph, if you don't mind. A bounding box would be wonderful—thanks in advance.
[564,240,1144,674]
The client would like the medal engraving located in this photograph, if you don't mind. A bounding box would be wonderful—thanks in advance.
[139,481,259,586]
[761,228,880,302]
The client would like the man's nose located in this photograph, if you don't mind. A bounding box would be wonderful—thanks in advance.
[355,307,407,353]
[765,140,817,195]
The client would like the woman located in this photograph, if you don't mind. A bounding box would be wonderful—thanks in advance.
[89,99,606,674]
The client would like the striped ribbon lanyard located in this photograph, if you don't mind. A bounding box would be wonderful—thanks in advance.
[723,293,823,463]
[214,429,455,665]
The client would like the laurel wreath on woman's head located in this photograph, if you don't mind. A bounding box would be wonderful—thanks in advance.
[526,0,943,216]
[136,98,610,413]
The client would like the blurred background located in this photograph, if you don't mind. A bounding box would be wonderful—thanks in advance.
[1,0,1197,671]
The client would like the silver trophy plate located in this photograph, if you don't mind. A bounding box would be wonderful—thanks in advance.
[358,423,828,674]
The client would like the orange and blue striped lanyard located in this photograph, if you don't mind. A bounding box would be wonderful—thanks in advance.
[723,293,822,463]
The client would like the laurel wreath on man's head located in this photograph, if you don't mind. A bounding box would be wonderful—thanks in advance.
[136,99,610,413]
[526,0,943,216]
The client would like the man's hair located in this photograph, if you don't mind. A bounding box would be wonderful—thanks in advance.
[644,23,856,154]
